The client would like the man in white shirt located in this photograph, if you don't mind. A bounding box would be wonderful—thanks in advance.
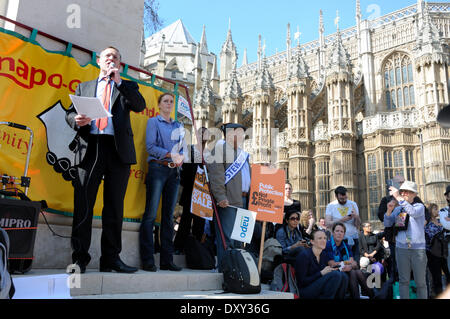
[439,185,450,274]
[325,186,361,263]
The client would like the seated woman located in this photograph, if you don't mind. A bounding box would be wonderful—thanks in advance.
[294,229,348,299]
[299,210,319,241]
[326,222,375,299]
[358,222,383,267]
[276,211,309,264]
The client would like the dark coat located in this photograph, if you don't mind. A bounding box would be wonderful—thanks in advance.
[65,79,146,166]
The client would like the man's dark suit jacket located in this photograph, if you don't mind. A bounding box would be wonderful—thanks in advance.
[65,78,146,165]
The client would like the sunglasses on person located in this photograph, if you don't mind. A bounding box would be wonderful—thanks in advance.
[289,216,300,221]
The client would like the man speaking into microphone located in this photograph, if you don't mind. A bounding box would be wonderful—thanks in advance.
[65,46,146,273]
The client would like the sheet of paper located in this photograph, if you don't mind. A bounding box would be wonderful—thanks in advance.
[69,95,112,120]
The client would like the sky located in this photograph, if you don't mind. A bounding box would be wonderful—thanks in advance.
[154,0,419,64]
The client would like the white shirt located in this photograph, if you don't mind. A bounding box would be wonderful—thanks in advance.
[241,159,250,193]
[90,76,119,135]
[326,199,359,239]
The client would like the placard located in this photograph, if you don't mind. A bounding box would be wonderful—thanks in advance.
[248,164,285,224]
[190,166,213,220]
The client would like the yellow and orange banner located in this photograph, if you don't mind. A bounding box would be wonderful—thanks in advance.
[0,29,172,221]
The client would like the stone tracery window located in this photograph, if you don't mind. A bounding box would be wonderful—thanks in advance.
[383,53,415,110]
[367,154,379,220]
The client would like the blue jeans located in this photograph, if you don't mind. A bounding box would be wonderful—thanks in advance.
[299,271,348,299]
[139,162,180,266]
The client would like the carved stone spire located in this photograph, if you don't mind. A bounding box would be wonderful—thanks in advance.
[157,34,166,62]
[199,25,208,54]
[289,30,309,80]
[242,48,248,66]
[195,74,215,107]
[254,55,275,91]
[327,12,352,77]
[221,19,236,55]
[224,60,242,99]
[415,2,446,61]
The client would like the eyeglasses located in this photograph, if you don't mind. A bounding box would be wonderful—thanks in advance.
[289,217,300,221]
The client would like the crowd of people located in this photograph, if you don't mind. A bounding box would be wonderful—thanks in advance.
[65,46,450,300]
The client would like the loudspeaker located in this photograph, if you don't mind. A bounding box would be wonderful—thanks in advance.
[437,104,450,128]
[0,198,41,273]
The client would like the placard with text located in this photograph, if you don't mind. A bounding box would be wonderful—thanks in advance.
[248,164,285,224]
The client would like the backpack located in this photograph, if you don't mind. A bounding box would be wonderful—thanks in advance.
[0,227,15,299]
[261,238,282,273]
[221,249,261,294]
[184,235,215,270]
[430,230,449,258]
[270,263,300,299]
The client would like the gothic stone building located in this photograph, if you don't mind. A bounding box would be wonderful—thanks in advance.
[146,1,450,223]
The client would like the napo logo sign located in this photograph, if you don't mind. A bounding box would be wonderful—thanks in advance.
[231,207,257,244]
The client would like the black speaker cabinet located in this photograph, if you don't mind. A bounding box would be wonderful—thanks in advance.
[0,197,41,273]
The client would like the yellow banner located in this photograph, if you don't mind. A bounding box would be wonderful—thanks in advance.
[0,30,171,221]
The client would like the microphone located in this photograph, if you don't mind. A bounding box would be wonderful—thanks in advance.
[108,62,115,80]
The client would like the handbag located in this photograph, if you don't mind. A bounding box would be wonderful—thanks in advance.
[394,209,409,231]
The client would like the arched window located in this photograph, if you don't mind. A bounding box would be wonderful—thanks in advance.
[367,153,379,220]
[383,53,415,110]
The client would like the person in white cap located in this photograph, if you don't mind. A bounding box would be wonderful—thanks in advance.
[383,180,427,299]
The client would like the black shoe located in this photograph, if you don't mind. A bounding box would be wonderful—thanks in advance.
[69,261,86,274]
[142,264,157,272]
[99,258,138,273]
[160,262,182,271]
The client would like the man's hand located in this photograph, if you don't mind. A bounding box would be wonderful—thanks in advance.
[340,215,352,222]
[74,114,92,127]
[218,199,229,208]
[107,63,121,85]
[386,199,396,216]
[320,266,336,276]
[171,153,184,166]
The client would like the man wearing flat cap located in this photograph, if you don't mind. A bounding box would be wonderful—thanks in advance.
[206,123,251,271]
[439,185,450,274]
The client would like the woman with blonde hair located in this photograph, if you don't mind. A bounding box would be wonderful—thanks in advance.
[299,210,318,241]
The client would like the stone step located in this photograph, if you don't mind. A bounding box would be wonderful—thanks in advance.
[74,285,293,299]
[12,269,293,299]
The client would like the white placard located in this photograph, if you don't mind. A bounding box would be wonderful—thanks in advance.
[230,207,257,244]
[69,94,112,120]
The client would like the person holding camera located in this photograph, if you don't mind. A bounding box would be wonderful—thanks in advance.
[294,229,348,299]
[384,181,427,299]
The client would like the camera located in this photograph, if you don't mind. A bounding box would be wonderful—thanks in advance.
[386,179,401,196]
